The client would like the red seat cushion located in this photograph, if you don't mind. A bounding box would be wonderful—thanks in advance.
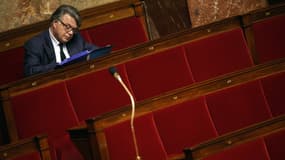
[206,81,271,135]
[153,97,217,155]
[184,28,253,82]
[104,113,168,160]
[125,46,194,101]
[252,14,285,63]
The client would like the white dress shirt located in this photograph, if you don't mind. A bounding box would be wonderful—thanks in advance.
[49,28,70,63]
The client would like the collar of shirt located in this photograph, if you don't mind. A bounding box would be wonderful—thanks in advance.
[48,28,70,63]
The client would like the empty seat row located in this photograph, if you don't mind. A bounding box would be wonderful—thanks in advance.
[99,75,284,159]
[1,4,285,159]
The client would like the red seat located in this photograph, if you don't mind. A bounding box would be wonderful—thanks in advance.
[0,47,24,86]
[153,97,217,156]
[125,46,194,101]
[203,139,269,160]
[85,17,148,51]
[264,129,285,160]
[206,80,271,135]
[261,72,285,117]
[11,82,82,160]
[252,14,285,63]
[104,113,168,160]
[66,64,131,121]
[184,28,253,82]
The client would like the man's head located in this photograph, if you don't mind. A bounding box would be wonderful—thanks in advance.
[50,5,81,43]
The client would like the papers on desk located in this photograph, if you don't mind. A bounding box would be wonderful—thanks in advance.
[57,45,112,67]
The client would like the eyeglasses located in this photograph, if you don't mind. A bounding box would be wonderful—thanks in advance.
[57,18,79,33]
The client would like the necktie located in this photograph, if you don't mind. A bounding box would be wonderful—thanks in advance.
[59,43,66,61]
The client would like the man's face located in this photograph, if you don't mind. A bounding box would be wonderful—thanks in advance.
[52,14,78,43]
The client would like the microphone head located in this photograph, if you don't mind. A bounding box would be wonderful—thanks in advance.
[109,66,118,76]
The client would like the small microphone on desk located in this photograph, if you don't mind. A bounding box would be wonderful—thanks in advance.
[109,66,142,160]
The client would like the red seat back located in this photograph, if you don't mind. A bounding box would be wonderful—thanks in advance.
[0,47,24,86]
[252,14,285,63]
[261,72,285,117]
[264,129,285,160]
[104,113,168,160]
[66,64,131,122]
[206,81,271,135]
[184,28,253,82]
[125,46,194,101]
[11,81,82,160]
[153,97,217,155]
[85,17,148,51]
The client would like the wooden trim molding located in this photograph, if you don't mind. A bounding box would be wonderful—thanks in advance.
[0,134,51,160]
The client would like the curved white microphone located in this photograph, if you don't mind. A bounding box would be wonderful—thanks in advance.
[109,67,141,160]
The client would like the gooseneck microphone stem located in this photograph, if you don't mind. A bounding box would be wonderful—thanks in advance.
[109,67,141,160]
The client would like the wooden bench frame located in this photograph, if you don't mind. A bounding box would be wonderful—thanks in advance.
[0,134,51,160]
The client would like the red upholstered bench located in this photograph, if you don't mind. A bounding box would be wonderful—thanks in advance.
[10,82,82,160]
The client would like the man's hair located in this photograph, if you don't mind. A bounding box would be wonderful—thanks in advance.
[50,5,81,27]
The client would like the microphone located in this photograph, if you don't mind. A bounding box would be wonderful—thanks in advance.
[109,67,141,160]
[109,67,122,82]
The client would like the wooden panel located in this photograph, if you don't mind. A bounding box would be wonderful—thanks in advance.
[144,0,191,39]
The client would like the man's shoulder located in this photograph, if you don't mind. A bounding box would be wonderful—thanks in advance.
[25,30,50,46]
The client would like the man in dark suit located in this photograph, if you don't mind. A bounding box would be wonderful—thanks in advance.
[24,5,97,76]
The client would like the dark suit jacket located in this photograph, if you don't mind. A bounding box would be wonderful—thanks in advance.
[24,30,97,76]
